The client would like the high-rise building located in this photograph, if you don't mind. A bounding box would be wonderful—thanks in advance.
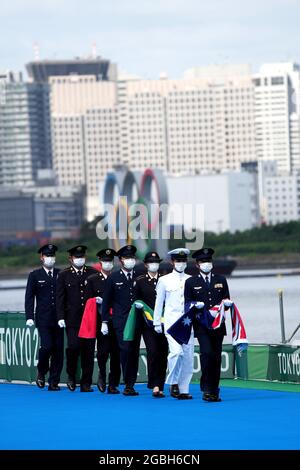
[0,72,52,187]
[50,65,256,220]
[49,75,120,218]
[26,57,118,217]
[0,169,84,243]
[46,61,300,223]
[55,66,256,219]
[258,160,299,225]
[121,65,256,176]
[26,58,117,83]
[253,62,300,174]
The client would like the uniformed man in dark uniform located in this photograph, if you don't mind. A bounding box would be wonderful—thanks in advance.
[101,245,139,396]
[184,247,232,402]
[135,251,168,398]
[56,245,98,392]
[85,248,121,394]
[25,244,63,391]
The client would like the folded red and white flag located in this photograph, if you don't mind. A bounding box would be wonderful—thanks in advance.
[168,299,248,349]
[78,297,97,339]
[211,300,248,346]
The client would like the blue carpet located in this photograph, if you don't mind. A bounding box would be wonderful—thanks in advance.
[1,383,299,450]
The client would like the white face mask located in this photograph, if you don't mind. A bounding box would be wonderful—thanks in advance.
[147,263,159,273]
[199,262,213,274]
[43,257,56,269]
[102,261,114,271]
[174,262,187,273]
[123,258,136,270]
[72,257,85,269]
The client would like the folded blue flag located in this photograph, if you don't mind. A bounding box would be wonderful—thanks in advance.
[167,302,217,344]
[166,304,197,345]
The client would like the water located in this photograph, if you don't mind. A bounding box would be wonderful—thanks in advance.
[1,274,300,344]
[229,274,300,344]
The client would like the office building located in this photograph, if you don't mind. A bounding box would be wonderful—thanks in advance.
[0,71,51,187]
[253,62,300,174]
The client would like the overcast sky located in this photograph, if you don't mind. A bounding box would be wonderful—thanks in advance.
[1,0,300,79]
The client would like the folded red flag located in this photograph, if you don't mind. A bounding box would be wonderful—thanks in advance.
[78,297,97,338]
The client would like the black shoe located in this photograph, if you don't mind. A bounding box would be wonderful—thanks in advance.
[123,386,139,396]
[152,391,165,398]
[48,384,60,391]
[97,376,106,393]
[177,393,193,400]
[202,392,222,402]
[36,373,45,389]
[170,384,180,398]
[80,384,94,392]
[107,386,120,394]
[67,376,76,392]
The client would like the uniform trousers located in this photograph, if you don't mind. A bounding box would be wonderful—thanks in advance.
[66,327,95,386]
[114,325,140,388]
[196,328,224,395]
[37,326,64,385]
[142,325,168,390]
[96,320,121,388]
[165,332,194,394]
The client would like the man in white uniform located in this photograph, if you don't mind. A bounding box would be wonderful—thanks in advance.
[153,248,194,399]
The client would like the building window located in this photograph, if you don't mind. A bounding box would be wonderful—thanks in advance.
[271,77,284,85]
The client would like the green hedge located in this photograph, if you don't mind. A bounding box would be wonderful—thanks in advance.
[1,220,300,265]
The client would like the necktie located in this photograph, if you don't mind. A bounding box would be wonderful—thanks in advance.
[77,270,82,276]
[48,271,53,278]
[205,275,210,288]
[127,272,132,282]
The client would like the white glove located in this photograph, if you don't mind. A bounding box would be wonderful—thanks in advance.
[154,324,163,334]
[195,301,205,309]
[134,302,144,309]
[224,299,233,307]
[101,322,109,335]
[26,319,34,327]
[58,319,66,328]
[96,296,103,304]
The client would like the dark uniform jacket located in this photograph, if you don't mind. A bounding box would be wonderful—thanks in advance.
[135,272,162,310]
[184,272,230,336]
[25,267,60,328]
[84,271,108,316]
[56,265,97,328]
[101,269,137,328]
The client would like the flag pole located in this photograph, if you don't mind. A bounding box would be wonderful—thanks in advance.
[278,289,286,344]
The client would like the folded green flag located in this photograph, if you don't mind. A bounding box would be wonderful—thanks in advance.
[123,303,138,341]
[123,300,164,341]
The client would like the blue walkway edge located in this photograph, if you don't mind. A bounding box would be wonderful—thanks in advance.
[1,383,300,450]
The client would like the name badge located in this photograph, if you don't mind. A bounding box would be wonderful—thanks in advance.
[38,280,46,283]
[116,282,123,286]
[214,283,223,288]
[193,286,202,290]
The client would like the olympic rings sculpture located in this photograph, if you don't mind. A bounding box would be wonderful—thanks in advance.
[103,166,169,259]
